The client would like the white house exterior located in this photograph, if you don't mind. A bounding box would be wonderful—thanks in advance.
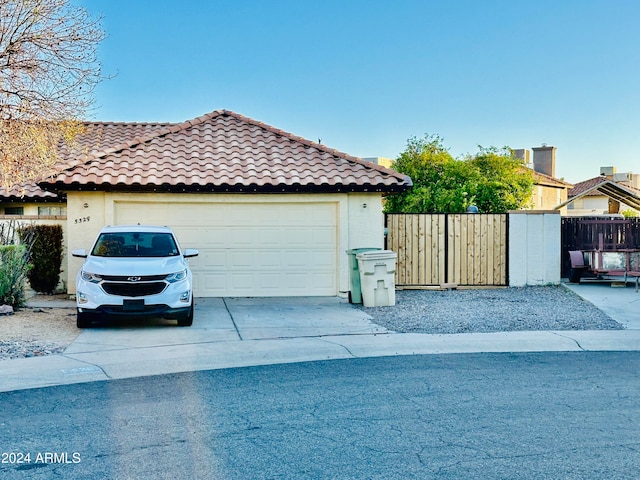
[35,110,411,297]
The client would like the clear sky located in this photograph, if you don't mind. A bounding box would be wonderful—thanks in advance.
[79,0,640,184]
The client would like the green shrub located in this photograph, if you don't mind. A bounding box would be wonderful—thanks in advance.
[0,244,31,307]
[19,225,64,294]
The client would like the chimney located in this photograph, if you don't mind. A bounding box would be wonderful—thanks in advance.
[513,149,532,168]
[600,166,616,179]
[532,145,556,178]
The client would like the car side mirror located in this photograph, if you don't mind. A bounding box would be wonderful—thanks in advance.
[72,249,87,258]
[183,249,199,258]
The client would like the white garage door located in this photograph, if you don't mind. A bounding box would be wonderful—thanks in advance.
[114,201,338,297]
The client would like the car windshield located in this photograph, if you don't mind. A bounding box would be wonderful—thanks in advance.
[91,232,179,258]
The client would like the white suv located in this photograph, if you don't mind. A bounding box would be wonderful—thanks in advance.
[72,225,198,328]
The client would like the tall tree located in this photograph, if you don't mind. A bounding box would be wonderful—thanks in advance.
[384,135,534,214]
[466,146,535,213]
[0,0,104,189]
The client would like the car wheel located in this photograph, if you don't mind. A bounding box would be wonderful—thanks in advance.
[177,299,194,327]
[77,310,92,328]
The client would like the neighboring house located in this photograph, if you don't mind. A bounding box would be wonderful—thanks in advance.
[529,170,572,212]
[364,157,394,169]
[560,167,640,216]
[23,109,411,297]
[514,146,572,212]
[0,183,66,218]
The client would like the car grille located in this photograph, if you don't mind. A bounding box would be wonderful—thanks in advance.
[100,275,167,282]
[102,281,167,297]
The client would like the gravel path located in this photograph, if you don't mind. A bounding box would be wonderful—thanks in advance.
[356,285,623,334]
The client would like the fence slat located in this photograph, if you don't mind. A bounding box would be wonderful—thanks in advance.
[386,213,507,287]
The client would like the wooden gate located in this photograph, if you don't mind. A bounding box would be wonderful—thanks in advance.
[385,214,508,287]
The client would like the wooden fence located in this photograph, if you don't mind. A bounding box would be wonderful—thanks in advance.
[385,213,508,287]
[560,216,640,276]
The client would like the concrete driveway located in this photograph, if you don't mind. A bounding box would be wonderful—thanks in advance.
[66,297,387,352]
[563,282,640,329]
[0,297,391,392]
[3,288,640,393]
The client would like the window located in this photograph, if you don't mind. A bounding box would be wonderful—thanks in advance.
[91,232,179,258]
[4,207,24,215]
[38,206,67,216]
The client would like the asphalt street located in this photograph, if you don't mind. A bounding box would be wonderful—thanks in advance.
[1,351,639,479]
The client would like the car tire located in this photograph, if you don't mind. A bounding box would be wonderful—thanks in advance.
[177,299,194,327]
[77,310,92,328]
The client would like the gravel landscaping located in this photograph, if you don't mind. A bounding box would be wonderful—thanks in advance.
[0,339,70,360]
[356,285,623,334]
[0,304,78,361]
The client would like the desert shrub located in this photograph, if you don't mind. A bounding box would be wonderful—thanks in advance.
[0,244,31,307]
[19,225,64,294]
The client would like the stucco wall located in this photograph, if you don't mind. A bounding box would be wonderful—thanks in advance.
[531,185,566,211]
[508,211,561,287]
[65,191,385,295]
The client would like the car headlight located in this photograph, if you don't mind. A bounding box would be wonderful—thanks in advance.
[165,269,187,283]
[81,271,102,283]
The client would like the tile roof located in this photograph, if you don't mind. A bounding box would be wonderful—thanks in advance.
[557,178,640,211]
[529,169,573,188]
[1,121,171,201]
[568,176,616,197]
[39,110,411,194]
[58,121,173,161]
[568,175,640,199]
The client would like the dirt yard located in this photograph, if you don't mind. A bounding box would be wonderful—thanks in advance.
[0,295,79,360]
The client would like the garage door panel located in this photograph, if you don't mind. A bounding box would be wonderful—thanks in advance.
[312,228,337,246]
[202,273,226,292]
[285,229,313,246]
[201,250,225,268]
[230,273,255,289]
[115,201,338,296]
[259,251,283,267]
[311,207,337,224]
[229,250,255,268]
[259,229,283,246]
[307,250,336,267]
[310,273,335,289]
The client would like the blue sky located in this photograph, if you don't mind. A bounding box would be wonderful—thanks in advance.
[80,0,640,183]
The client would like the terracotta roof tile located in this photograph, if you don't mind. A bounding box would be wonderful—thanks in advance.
[568,176,609,197]
[40,110,411,193]
[1,121,172,200]
[0,182,60,201]
[529,169,573,188]
[569,175,640,198]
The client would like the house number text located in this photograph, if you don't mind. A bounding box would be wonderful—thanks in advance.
[74,216,90,224]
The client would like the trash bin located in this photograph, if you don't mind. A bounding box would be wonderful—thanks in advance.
[356,250,397,307]
[346,248,381,303]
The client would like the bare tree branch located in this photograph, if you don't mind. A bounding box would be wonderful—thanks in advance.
[0,0,105,189]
